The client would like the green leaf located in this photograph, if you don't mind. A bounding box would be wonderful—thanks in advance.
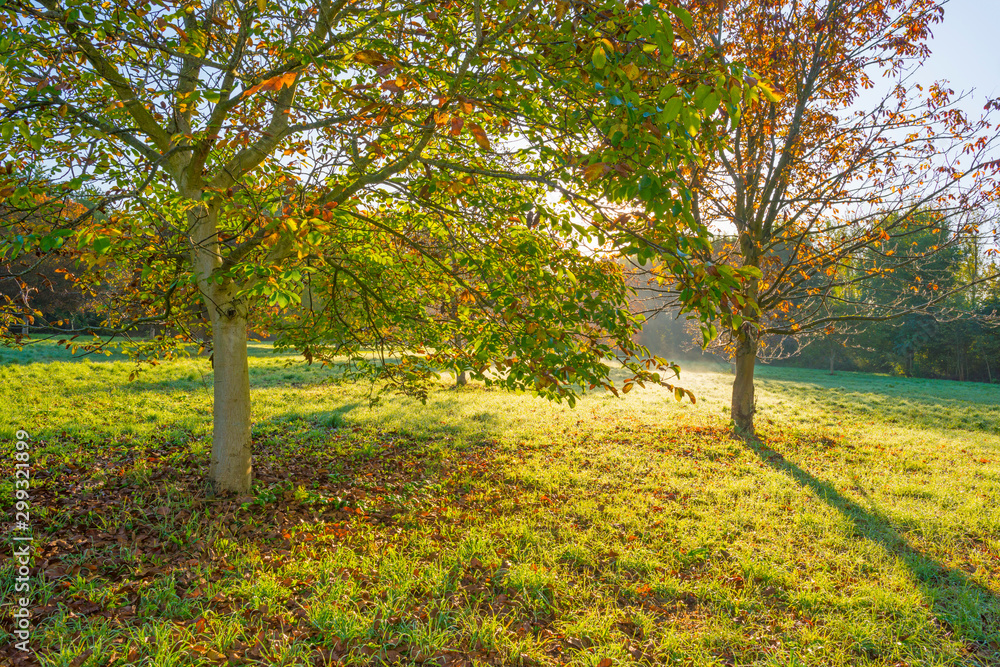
[93,237,112,256]
[703,92,721,115]
[661,97,683,123]
[694,84,711,105]
[657,84,677,102]
[670,5,693,31]
[592,46,607,70]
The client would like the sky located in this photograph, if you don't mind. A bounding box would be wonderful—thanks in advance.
[915,0,1000,105]
[922,0,1000,248]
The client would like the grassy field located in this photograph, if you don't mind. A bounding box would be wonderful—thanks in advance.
[1,342,998,666]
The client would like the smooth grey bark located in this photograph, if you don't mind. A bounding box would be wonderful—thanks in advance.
[184,193,254,493]
[208,302,252,493]
[731,336,757,436]
[730,234,761,437]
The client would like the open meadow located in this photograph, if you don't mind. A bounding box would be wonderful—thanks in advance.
[1,343,998,666]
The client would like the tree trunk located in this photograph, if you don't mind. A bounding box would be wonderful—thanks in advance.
[209,305,252,493]
[183,187,254,494]
[731,228,761,437]
[829,348,836,374]
[731,336,757,436]
[450,298,466,387]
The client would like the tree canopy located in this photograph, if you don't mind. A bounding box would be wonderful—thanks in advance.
[1,0,753,490]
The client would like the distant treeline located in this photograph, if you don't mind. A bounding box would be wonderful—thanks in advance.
[770,308,1000,383]
[635,226,1000,384]
[638,300,999,383]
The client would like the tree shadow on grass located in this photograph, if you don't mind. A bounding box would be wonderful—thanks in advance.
[0,416,512,663]
[747,437,1000,657]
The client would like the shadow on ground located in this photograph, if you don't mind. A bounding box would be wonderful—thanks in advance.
[748,437,1000,657]
[0,418,510,664]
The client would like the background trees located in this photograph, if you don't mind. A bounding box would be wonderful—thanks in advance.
[784,226,1000,381]
[633,0,1000,434]
[1,0,748,491]
[634,216,1000,383]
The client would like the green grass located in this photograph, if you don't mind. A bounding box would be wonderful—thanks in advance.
[1,341,998,666]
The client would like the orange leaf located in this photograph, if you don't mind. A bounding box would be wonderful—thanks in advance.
[757,79,783,103]
[246,71,296,97]
[467,122,490,149]
[380,80,404,94]
[265,71,297,91]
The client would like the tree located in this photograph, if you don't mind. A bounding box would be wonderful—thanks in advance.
[1,0,747,490]
[634,0,1000,435]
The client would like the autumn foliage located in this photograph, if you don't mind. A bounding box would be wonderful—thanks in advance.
[635,0,1000,433]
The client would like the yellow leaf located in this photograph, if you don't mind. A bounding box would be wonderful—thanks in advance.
[757,79,783,103]
[353,50,388,67]
[256,0,265,12]
[583,162,606,182]
[622,62,640,81]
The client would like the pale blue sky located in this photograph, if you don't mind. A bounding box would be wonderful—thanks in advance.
[918,0,1000,103]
